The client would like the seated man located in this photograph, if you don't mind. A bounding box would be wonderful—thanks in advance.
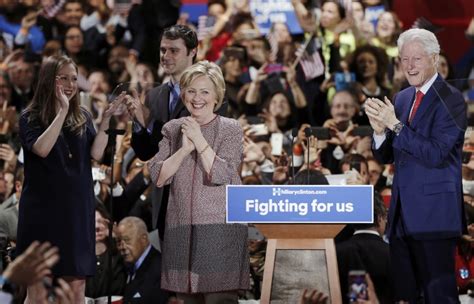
[116,216,168,303]
[336,194,392,304]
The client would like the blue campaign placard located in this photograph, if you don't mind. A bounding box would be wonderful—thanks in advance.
[226,185,373,223]
[249,0,303,34]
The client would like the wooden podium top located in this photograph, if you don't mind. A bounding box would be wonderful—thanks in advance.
[255,224,345,239]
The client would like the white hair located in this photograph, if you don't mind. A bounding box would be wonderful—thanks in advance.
[397,28,440,56]
[119,216,148,237]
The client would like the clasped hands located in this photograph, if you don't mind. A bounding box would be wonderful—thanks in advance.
[180,117,206,153]
[364,97,399,135]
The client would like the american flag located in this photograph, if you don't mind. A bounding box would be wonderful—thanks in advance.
[111,0,142,15]
[266,31,279,62]
[295,36,325,81]
[40,0,66,19]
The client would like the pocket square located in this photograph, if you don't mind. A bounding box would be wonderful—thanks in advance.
[133,292,141,298]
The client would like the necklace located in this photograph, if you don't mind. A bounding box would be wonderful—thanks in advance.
[61,131,73,159]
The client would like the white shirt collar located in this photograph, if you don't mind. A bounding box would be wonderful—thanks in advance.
[353,229,381,237]
[418,72,438,95]
[134,244,151,271]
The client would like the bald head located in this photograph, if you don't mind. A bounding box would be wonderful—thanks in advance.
[119,216,148,235]
[116,217,149,263]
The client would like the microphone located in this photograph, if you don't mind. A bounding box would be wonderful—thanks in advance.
[289,128,298,184]
[304,127,312,184]
[292,127,299,139]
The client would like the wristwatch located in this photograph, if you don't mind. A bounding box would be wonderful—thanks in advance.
[392,122,404,136]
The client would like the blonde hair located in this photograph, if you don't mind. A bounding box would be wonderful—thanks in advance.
[180,61,225,111]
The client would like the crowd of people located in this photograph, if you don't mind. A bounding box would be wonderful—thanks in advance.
[0,0,473,303]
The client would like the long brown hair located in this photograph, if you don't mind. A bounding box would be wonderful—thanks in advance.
[26,55,86,135]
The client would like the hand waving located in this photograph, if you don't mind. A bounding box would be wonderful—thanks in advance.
[55,81,69,113]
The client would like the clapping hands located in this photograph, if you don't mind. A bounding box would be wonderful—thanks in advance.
[364,97,398,134]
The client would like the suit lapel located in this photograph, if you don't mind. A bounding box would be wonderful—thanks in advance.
[125,248,157,297]
[171,97,185,119]
[160,85,172,121]
[410,76,444,128]
[399,87,416,125]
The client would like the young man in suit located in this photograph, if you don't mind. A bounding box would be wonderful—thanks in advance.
[127,25,197,239]
[366,28,467,303]
[116,216,168,304]
[336,194,392,304]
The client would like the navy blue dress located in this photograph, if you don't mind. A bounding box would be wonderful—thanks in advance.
[16,109,96,276]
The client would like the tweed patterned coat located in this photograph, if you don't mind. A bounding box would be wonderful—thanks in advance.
[148,115,250,293]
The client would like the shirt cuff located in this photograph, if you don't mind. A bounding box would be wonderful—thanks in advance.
[14,32,28,45]
[373,132,386,149]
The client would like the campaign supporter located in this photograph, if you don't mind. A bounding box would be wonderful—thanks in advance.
[349,44,391,101]
[0,1,46,53]
[116,216,168,304]
[85,202,126,299]
[367,156,386,191]
[370,11,402,61]
[318,0,356,75]
[87,69,112,127]
[437,51,456,81]
[320,90,359,174]
[106,44,130,88]
[0,72,18,134]
[0,241,79,303]
[197,0,233,63]
[219,45,249,119]
[5,51,36,113]
[350,0,376,45]
[62,25,97,71]
[340,153,370,185]
[0,167,22,245]
[336,194,392,304]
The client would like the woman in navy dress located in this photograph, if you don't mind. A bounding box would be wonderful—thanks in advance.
[16,55,122,303]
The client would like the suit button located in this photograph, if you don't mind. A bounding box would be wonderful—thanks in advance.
[399,161,405,166]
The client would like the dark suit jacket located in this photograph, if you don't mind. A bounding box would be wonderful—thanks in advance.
[336,232,392,304]
[108,171,150,223]
[373,75,467,240]
[11,87,33,113]
[132,83,189,161]
[131,83,189,236]
[122,246,168,304]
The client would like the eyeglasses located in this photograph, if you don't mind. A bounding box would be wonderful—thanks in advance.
[56,75,77,83]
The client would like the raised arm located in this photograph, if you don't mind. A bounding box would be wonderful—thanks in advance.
[31,85,68,158]
[91,92,126,161]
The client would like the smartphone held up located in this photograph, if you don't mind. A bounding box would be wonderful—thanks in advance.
[348,270,368,302]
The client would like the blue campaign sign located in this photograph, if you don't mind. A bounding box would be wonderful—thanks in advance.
[249,0,303,34]
[226,185,373,223]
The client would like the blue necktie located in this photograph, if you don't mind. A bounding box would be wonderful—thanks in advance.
[168,83,179,115]
[127,265,136,283]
